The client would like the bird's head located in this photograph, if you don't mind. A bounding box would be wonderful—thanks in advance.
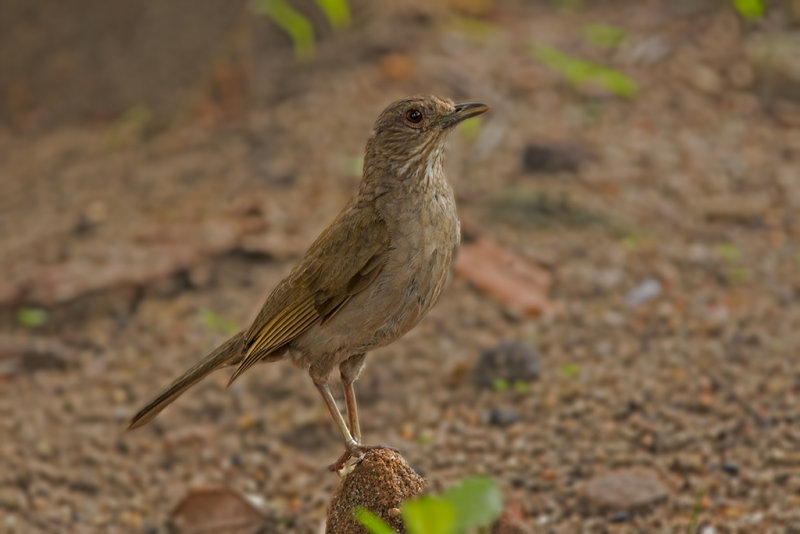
[361,95,489,193]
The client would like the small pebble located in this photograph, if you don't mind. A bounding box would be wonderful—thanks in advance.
[609,510,630,523]
[522,142,583,173]
[485,408,520,427]
[473,341,541,389]
[721,461,739,476]
[625,278,662,307]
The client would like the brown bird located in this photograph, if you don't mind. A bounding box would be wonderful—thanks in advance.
[128,95,489,469]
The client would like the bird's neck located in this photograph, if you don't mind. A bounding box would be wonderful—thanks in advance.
[359,143,447,202]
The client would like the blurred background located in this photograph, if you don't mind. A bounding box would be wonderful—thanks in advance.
[1,0,799,532]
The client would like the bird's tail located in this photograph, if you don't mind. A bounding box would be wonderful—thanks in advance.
[127,331,246,429]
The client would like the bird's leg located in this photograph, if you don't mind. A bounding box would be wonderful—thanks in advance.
[313,380,359,452]
[339,353,366,444]
[328,354,399,471]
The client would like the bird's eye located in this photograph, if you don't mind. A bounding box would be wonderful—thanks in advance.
[406,109,423,124]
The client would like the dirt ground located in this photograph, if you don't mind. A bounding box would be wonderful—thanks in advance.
[2,1,800,532]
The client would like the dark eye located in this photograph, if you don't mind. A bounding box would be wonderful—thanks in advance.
[406,109,422,124]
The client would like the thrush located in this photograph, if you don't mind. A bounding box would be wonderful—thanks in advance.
[128,95,489,469]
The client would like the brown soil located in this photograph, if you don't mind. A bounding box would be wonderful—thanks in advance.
[2,1,800,532]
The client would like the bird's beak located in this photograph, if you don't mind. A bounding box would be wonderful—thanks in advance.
[441,102,490,129]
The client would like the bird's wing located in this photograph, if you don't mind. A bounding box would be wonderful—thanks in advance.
[228,205,390,384]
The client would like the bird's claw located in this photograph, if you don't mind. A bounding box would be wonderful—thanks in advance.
[327,444,399,472]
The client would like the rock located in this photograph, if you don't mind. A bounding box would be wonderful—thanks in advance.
[455,238,559,317]
[726,62,755,90]
[686,64,724,95]
[473,341,541,389]
[522,142,584,174]
[378,53,416,82]
[625,278,662,308]
[694,192,772,223]
[610,510,630,523]
[485,408,521,427]
[326,448,425,534]
[746,31,800,102]
[768,449,800,467]
[584,467,669,511]
[0,333,71,375]
[721,462,739,476]
[491,501,532,533]
[169,485,272,534]
[745,30,800,124]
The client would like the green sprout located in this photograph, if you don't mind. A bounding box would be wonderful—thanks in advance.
[200,309,240,335]
[731,0,764,20]
[549,0,583,12]
[492,378,509,392]
[446,15,499,43]
[416,430,434,445]
[717,242,741,262]
[726,266,750,284]
[253,0,352,61]
[582,24,627,49]
[529,43,638,98]
[314,0,351,31]
[686,488,706,534]
[106,103,153,146]
[355,476,503,534]
[346,155,364,177]
[354,509,396,534]
[513,380,531,394]
[254,0,316,61]
[621,234,642,251]
[403,497,457,534]
[457,116,483,143]
[559,363,580,378]
[17,307,48,328]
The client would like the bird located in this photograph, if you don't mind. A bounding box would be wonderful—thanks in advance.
[128,95,489,470]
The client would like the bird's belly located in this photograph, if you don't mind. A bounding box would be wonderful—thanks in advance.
[293,205,459,364]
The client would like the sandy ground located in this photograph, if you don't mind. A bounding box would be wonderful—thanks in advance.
[1,1,800,532]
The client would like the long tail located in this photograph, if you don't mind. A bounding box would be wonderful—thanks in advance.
[127,331,246,429]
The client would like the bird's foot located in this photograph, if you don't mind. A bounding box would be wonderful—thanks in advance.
[327,443,400,472]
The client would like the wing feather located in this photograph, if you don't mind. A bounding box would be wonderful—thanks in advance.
[227,203,391,384]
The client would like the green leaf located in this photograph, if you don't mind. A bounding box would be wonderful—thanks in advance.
[529,43,638,98]
[457,116,482,142]
[582,24,626,49]
[492,378,509,392]
[687,488,706,534]
[353,507,398,534]
[717,242,741,262]
[254,0,315,61]
[549,0,583,12]
[416,430,434,445]
[402,497,456,534]
[314,0,351,31]
[17,307,48,327]
[559,363,580,377]
[199,309,240,335]
[446,15,499,43]
[441,476,503,531]
[513,380,530,394]
[731,0,764,20]
[726,266,749,284]
[621,234,641,251]
[346,155,363,177]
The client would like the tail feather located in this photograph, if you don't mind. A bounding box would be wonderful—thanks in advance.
[127,331,245,429]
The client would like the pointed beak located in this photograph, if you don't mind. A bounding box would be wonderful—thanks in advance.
[441,101,490,129]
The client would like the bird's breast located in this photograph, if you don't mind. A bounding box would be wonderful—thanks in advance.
[376,183,460,331]
[290,180,459,367]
